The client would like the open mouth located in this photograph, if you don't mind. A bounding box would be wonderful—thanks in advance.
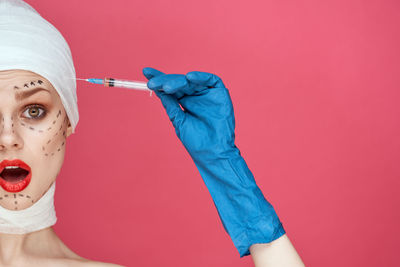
[0,160,32,193]
[0,167,30,183]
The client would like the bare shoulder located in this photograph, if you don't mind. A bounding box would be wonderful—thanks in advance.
[76,259,125,267]
[54,258,125,267]
[81,261,125,267]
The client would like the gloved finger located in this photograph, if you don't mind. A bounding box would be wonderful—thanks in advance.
[142,67,165,80]
[147,74,182,91]
[155,90,185,128]
[186,71,225,88]
[163,75,195,95]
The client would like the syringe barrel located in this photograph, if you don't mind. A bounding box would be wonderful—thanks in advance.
[104,78,149,91]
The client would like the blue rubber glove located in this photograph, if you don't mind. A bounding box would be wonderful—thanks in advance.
[143,67,286,257]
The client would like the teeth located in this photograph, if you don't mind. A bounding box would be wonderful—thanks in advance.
[5,166,20,169]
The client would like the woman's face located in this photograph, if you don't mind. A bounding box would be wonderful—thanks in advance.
[0,70,72,210]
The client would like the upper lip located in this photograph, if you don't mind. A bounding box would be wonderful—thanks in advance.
[0,159,31,175]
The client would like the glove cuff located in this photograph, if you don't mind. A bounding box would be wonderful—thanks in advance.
[192,148,285,257]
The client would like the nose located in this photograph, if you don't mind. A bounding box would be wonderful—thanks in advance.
[0,116,24,152]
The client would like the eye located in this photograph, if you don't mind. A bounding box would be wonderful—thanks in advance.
[22,104,47,120]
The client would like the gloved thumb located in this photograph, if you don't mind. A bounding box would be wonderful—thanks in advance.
[154,90,185,129]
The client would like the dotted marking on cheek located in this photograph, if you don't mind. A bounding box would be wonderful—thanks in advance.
[43,111,67,157]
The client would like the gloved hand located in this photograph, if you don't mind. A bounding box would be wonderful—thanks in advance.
[143,67,286,257]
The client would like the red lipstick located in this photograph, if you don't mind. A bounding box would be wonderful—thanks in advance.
[0,159,32,193]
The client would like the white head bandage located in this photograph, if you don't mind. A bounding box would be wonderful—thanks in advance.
[0,0,79,133]
[0,183,57,234]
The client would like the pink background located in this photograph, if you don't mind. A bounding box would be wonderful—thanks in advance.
[26,0,399,266]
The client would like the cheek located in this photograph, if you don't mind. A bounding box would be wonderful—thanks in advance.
[41,109,68,157]
[20,109,68,157]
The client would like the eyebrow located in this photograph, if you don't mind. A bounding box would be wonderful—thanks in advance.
[15,87,50,101]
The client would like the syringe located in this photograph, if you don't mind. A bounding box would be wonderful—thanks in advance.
[77,78,153,96]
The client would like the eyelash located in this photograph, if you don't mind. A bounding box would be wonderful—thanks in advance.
[22,104,47,120]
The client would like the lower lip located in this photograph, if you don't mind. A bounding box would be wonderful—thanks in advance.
[0,172,32,193]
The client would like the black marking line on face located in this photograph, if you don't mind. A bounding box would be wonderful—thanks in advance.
[14,86,20,90]
[18,109,64,136]
[0,194,33,209]
[20,80,40,89]
[0,116,15,133]
[18,109,62,133]
[43,113,67,157]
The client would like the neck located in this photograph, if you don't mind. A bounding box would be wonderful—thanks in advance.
[0,227,59,264]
